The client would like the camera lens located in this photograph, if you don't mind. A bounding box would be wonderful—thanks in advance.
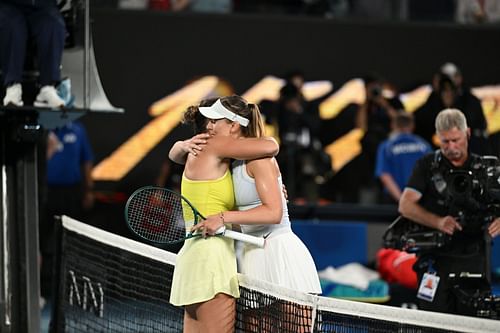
[451,174,469,194]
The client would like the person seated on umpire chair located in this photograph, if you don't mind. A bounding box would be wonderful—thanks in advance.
[0,0,66,108]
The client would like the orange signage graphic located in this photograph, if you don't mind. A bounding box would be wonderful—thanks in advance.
[92,76,500,181]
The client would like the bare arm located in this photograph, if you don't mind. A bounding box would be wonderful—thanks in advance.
[488,218,500,238]
[46,131,60,160]
[192,158,283,235]
[168,133,210,164]
[399,188,462,235]
[209,136,279,160]
[379,173,402,202]
[169,134,278,165]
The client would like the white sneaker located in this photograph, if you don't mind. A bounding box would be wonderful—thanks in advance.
[34,85,65,108]
[3,83,23,107]
[39,296,46,310]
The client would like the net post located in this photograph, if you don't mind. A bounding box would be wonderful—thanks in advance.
[0,110,41,333]
[49,215,64,333]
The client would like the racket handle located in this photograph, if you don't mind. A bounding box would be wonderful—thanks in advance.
[222,228,265,248]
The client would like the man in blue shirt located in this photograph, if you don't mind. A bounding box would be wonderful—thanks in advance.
[41,121,94,299]
[375,112,432,203]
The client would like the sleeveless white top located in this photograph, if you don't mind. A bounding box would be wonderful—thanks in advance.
[231,160,322,294]
[232,159,291,236]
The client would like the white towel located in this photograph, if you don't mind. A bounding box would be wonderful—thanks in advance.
[318,263,380,290]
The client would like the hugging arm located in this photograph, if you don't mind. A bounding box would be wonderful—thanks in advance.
[210,136,279,160]
[170,134,279,165]
[168,133,210,164]
[192,158,283,235]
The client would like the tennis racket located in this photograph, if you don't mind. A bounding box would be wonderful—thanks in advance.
[125,186,265,247]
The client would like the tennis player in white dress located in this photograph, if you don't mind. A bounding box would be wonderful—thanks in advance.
[231,159,322,294]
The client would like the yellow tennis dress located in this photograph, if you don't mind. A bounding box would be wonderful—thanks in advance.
[170,170,239,306]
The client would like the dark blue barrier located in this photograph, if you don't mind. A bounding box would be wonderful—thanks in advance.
[292,220,367,270]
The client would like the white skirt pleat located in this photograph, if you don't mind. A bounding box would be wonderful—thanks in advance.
[239,229,322,294]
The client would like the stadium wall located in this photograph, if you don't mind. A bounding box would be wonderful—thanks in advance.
[82,9,500,264]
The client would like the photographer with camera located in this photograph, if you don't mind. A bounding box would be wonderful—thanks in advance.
[398,108,500,316]
[276,82,330,202]
[344,75,404,202]
[414,63,489,156]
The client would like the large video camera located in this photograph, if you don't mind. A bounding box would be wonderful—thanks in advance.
[444,155,500,229]
[449,273,500,319]
[384,155,500,253]
[383,155,500,319]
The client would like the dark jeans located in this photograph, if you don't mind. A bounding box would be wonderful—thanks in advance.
[0,2,65,86]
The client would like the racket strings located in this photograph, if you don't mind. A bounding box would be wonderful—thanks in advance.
[127,189,188,243]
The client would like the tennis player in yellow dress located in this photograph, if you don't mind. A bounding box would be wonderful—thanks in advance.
[169,96,279,333]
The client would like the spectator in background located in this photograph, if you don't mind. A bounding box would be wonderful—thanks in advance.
[170,0,232,13]
[356,75,403,149]
[455,0,500,24]
[259,70,307,129]
[354,75,404,199]
[375,112,432,204]
[414,62,489,155]
[40,121,94,300]
[276,82,329,202]
[0,0,66,108]
[324,75,403,203]
[285,69,305,92]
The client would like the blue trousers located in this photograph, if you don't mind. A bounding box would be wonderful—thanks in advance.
[0,2,65,86]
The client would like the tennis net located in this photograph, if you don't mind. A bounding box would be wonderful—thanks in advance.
[52,216,500,332]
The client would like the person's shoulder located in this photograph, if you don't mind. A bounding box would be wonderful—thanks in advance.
[247,156,274,167]
[246,157,277,174]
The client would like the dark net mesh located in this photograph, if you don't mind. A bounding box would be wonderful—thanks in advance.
[53,217,499,333]
[53,226,183,332]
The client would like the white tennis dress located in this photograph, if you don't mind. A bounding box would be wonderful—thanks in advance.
[232,160,322,294]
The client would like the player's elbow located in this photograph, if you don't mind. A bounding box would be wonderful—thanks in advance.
[264,137,280,156]
[269,207,283,224]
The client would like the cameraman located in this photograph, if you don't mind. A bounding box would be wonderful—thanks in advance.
[399,108,500,315]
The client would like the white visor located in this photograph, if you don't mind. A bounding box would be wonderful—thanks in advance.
[199,99,249,127]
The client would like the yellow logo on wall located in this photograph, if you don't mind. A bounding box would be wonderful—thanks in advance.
[92,76,500,181]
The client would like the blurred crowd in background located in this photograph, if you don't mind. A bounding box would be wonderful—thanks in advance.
[96,0,500,25]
